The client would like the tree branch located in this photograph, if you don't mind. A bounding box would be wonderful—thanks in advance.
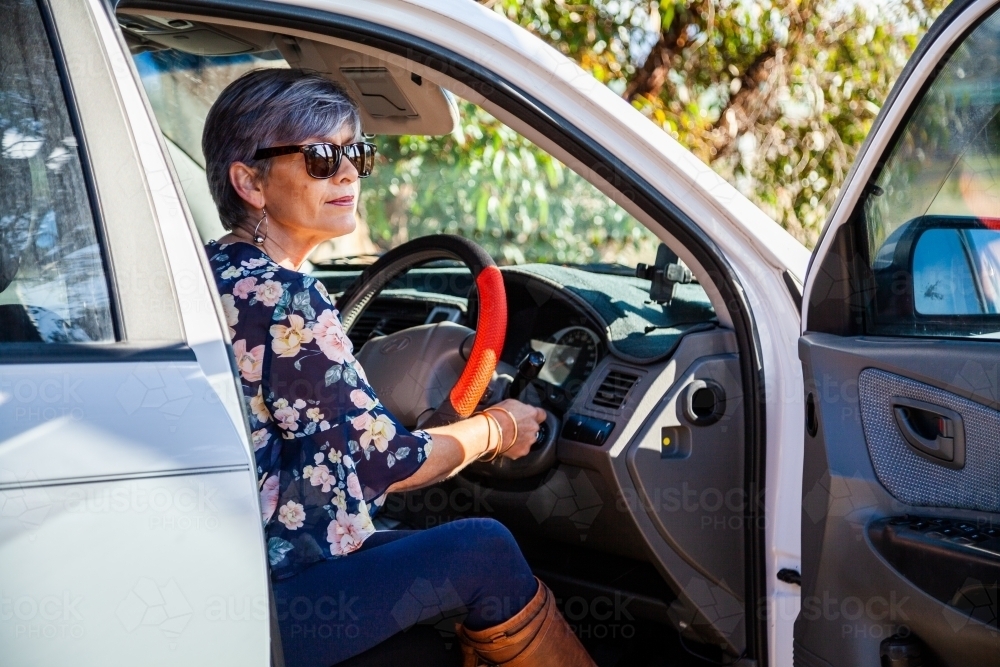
[624,5,704,102]
[707,45,781,161]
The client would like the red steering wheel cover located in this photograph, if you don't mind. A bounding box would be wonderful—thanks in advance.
[335,235,507,422]
[450,265,506,417]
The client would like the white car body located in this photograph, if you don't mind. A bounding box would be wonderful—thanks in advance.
[7,0,995,665]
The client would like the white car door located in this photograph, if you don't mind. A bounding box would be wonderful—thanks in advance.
[799,0,1000,664]
[0,1,269,665]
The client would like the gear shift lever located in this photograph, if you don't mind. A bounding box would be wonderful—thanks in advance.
[507,350,545,400]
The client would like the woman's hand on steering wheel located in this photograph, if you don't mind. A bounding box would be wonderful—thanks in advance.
[487,400,547,460]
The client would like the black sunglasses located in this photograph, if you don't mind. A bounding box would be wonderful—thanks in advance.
[252,141,377,178]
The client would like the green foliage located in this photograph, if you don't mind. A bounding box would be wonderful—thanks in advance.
[361,101,659,265]
[485,0,949,247]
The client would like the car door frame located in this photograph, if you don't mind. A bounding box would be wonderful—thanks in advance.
[114,0,816,663]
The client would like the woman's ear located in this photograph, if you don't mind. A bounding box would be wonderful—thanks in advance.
[229,162,266,211]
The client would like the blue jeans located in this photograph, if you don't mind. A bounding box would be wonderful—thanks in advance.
[273,518,538,666]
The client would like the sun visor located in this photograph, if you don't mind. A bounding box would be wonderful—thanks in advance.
[341,68,417,118]
[276,37,457,136]
[117,15,273,55]
[117,14,458,137]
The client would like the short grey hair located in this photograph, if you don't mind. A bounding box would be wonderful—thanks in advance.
[202,68,362,230]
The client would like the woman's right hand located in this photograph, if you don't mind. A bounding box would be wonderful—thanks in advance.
[393,399,547,494]
[484,399,547,460]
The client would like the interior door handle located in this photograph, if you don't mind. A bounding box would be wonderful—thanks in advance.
[891,396,966,469]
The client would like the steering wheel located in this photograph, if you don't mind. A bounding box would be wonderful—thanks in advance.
[337,235,506,427]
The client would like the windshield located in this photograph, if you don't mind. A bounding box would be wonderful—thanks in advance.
[134,49,659,269]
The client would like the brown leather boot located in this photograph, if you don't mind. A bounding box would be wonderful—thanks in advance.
[455,578,597,667]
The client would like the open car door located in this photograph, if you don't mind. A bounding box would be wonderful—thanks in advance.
[797,0,1000,664]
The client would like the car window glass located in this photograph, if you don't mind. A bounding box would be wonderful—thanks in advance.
[858,8,1000,336]
[0,0,114,344]
[134,49,288,168]
[129,46,660,270]
[866,10,1000,255]
[358,99,660,268]
[133,49,289,240]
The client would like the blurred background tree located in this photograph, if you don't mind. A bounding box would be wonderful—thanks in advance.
[360,101,660,266]
[481,0,950,247]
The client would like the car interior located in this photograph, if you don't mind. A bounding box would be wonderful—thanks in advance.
[114,8,756,666]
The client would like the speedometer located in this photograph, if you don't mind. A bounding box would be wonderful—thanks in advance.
[538,326,602,398]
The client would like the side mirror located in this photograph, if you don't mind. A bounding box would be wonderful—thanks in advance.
[910,225,1000,316]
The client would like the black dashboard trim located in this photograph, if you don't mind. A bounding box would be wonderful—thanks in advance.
[501,267,719,365]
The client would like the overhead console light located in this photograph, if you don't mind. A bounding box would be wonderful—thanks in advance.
[341,68,418,119]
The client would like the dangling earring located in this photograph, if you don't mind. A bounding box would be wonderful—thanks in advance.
[252,208,268,245]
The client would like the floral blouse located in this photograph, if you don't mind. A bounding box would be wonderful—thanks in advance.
[206,240,432,580]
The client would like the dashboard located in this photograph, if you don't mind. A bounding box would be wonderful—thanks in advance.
[315,262,715,419]
[313,261,744,653]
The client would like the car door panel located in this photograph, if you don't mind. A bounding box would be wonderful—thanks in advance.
[799,2,1000,661]
[626,354,745,600]
[798,336,1000,665]
[859,369,997,510]
[0,358,249,485]
[0,471,267,666]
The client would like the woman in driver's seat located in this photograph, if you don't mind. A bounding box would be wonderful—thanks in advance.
[202,68,596,667]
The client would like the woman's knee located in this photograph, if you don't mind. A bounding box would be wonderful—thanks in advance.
[432,518,523,562]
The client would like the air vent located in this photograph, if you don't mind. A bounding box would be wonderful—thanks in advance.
[591,371,639,410]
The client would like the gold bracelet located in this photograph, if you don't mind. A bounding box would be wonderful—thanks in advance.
[485,406,518,454]
[484,412,503,462]
[475,411,503,462]
[477,412,494,460]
